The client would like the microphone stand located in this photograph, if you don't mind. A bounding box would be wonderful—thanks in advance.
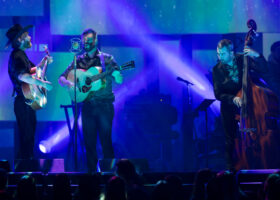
[177,76,194,110]
[73,54,78,170]
[177,76,194,170]
[70,38,82,171]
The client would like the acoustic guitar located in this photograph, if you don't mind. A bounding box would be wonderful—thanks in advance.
[21,47,50,110]
[66,60,135,103]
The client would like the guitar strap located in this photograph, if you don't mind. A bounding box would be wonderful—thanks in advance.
[99,52,106,72]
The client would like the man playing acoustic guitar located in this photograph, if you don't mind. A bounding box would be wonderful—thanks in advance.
[59,28,123,173]
[6,24,53,160]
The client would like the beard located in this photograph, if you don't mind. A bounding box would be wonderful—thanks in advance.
[83,42,95,52]
[220,56,233,65]
[22,39,32,49]
[220,59,227,64]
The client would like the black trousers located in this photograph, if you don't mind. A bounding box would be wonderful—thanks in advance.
[14,95,36,159]
[220,103,239,169]
[81,101,115,172]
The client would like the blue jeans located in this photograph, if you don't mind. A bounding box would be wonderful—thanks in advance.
[81,100,115,172]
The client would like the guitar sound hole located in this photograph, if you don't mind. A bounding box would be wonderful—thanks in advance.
[85,77,92,86]
[82,86,90,93]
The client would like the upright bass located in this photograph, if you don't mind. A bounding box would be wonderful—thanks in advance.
[235,20,280,169]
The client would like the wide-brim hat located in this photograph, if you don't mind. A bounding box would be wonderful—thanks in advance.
[5,24,33,48]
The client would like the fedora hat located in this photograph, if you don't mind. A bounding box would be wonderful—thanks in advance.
[5,24,33,48]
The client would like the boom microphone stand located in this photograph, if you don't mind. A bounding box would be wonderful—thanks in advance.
[177,76,194,170]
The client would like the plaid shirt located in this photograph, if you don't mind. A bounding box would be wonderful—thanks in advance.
[60,49,119,102]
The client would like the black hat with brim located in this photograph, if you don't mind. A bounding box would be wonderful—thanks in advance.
[5,24,33,48]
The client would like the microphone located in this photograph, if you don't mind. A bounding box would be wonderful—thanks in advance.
[70,38,82,53]
[176,76,194,85]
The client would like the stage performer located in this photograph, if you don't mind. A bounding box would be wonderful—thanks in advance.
[6,24,53,159]
[59,28,123,173]
[212,39,267,170]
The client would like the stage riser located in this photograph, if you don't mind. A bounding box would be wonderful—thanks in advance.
[13,159,65,173]
[6,170,277,185]
[98,158,149,173]
[7,172,197,185]
[4,182,264,200]
[3,171,276,199]
[239,183,263,194]
[237,169,280,183]
[5,184,194,200]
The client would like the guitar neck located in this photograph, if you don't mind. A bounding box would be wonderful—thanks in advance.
[90,70,111,82]
[41,62,48,78]
[242,57,249,97]
[90,61,134,82]
[37,47,50,79]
